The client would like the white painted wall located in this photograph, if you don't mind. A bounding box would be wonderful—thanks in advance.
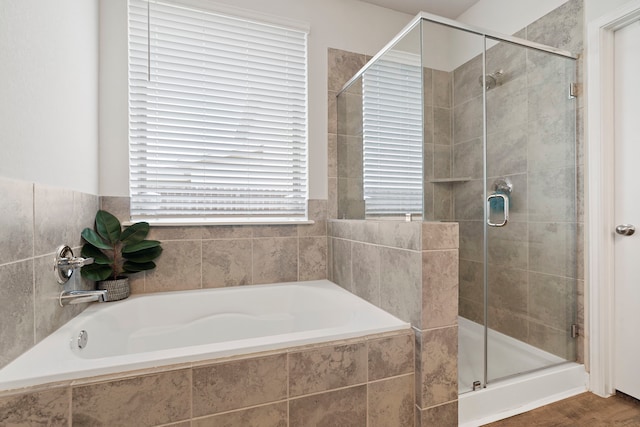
[585,0,634,23]
[99,0,412,198]
[0,0,99,194]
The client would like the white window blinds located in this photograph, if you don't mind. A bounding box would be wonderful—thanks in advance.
[128,0,308,222]
[362,50,423,216]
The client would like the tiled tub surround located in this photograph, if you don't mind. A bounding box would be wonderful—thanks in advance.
[454,0,584,362]
[0,330,415,426]
[328,219,459,425]
[101,196,328,294]
[0,176,98,371]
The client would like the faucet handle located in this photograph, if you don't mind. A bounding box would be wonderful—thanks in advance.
[54,245,93,284]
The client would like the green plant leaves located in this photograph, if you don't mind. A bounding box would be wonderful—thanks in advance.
[81,228,112,250]
[80,210,162,281]
[123,261,156,273]
[80,243,112,265]
[80,263,113,281]
[120,222,150,245]
[122,240,161,254]
[124,246,163,263]
[95,210,121,244]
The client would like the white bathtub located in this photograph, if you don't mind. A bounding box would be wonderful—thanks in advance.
[0,280,409,391]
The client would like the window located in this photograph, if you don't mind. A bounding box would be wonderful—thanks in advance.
[362,50,423,216]
[128,0,308,223]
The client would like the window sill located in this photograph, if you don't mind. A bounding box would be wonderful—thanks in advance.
[123,218,314,227]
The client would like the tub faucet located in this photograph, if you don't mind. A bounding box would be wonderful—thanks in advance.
[59,289,108,306]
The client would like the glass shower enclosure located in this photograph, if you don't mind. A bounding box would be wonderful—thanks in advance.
[336,14,578,394]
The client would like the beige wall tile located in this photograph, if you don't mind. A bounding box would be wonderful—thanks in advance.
[368,333,414,381]
[454,54,482,106]
[351,242,380,305]
[529,321,574,360]
[201,225,252,240]
[252,225,297,238]
[416,327,458,408]
[488,306,528,343]
[328,177,338,219]
[328,48,367,93]
[488,221,528,271]
[529,222,577,278]
[0,388,69,427]
[459,259,483,304]
[0,177,33,264]
[422,250,459,329]
[34,184,75,255]
[368,374,414,427]
[252,238,298,284]
[328,133,338,179]
[377,221,421,251]
[453,96,482,144]
[328,91,338,135]
[488,267,528,315]
[100,196,130,224]
[529,272,575,329]
[289,342,367,397]
[454,138,483,179]
[417,400,458,427]
[148,226,203,241]
[299,237,327,281]
[422,222,459,251]
[289,385,366,427]
[433,69,452,108]
[192,402,287,427]
[72,370,191,426]
[145,240,202,292]
[192,354,287,416]
[380,248,421,327]
[0,260,34,369]
[434,108,452,147]
[331,238,352,291]
[299,199,327,237]
[202,239,252,288]
[34,255,85,342]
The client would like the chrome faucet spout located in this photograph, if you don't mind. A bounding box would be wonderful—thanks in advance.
[59,289,108,307]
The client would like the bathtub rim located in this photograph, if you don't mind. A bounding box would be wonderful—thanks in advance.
[0,279,410,394]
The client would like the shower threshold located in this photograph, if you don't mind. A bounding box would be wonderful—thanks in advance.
[458,317,588,426]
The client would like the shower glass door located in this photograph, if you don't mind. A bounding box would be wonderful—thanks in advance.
[420,20,486,394]
[484,36,578,384]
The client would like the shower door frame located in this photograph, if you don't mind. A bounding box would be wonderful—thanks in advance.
[338,11,579,392]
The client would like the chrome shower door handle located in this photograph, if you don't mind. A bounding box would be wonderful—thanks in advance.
[616,224,636,236]
[487,193,509,227]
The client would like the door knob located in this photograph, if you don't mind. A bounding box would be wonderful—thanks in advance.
[616,224,636,236]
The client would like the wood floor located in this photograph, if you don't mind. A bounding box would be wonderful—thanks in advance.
[485,392,640,426]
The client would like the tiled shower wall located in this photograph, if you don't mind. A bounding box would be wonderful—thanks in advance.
[423,67,455,221]
[328,220,459,425]
[455,0,584,362]
[0,176,98,370]
[101,197,328,294]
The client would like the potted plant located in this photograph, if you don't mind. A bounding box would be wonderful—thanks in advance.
[80,210,162,301]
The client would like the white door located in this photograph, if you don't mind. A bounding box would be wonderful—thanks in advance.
[613,19,640,400]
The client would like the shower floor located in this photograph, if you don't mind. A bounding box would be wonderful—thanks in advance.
[458,316,566,393]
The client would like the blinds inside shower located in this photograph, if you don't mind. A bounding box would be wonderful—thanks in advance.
[362,50,423,216]
[128,0,308,222]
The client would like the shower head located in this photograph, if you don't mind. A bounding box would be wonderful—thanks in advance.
[479,70,504,90]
